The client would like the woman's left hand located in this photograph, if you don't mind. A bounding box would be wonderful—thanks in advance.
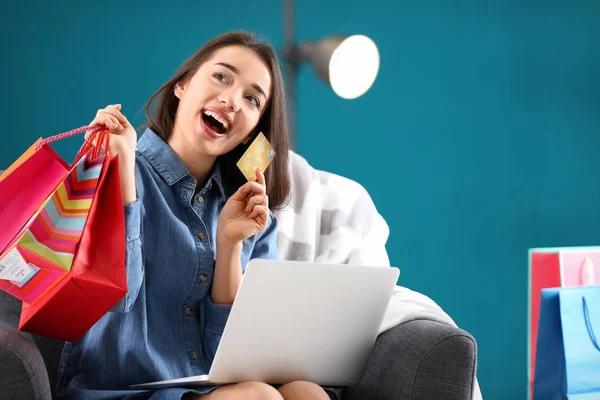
[217,168,270,246]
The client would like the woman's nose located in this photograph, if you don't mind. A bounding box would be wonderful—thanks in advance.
[219,90,240,112]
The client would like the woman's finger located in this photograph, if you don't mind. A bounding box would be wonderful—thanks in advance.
[85,123,104,144]
[231,181,267,201]
[87,111,116,131]
[85,104,127,144]
[255,168,266,186]
[245,194,268,212]
[86,111,107,140]
[98,110,125,129]
[90,116,119,133]
[102,105,130,127]
[104,115,122,131]
[249,204,269,221]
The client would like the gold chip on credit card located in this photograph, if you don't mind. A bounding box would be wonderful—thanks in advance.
[236,132,276,181]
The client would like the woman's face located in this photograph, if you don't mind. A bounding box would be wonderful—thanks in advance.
[172,45,273,157]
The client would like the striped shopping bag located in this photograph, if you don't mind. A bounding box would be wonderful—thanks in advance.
[0,127,127,342]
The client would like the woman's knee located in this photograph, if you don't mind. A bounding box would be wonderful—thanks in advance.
[237,381,284,400]
[277,381,330,400]
[198,382,282,400]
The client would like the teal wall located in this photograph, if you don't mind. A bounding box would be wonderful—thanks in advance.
[3,1,600,399]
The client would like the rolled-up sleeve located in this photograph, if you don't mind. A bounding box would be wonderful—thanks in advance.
[124,198,142,240]
[204,294,231,334]
[110,199,144,313]
[247,211,279,262]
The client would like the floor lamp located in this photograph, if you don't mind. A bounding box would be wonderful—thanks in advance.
[282,0,380,149]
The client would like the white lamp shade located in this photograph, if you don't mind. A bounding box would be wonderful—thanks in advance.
[328,35,380,99]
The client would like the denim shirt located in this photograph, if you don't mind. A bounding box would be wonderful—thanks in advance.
[56,128,278,399]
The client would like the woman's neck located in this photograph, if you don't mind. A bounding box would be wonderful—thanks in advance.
[168,132,216,190]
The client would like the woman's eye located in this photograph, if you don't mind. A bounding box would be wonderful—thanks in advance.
[246,95,260,108]
[214,73,229,83]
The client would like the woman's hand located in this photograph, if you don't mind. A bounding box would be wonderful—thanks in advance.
[217,168,270,247]
[86,104,137,205]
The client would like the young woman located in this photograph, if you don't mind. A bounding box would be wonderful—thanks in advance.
[57,31,331,400]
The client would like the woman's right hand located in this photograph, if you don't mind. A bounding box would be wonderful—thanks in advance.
[86,104,138,205]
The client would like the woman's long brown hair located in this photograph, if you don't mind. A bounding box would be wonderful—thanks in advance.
[145,31,290,211]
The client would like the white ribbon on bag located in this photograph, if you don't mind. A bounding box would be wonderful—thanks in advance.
[581,256,596,286]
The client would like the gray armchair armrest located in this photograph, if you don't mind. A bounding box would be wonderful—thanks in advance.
[346,319,477,400]
[0,327,53,400]
[0,291,53,400]
[0,290,63,400]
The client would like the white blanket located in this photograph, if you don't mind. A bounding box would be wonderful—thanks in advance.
[275,151,483,399]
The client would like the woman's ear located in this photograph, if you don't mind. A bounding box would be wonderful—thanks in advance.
[174,83,184,99]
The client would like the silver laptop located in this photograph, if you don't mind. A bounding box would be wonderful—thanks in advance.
[131,259,399,390]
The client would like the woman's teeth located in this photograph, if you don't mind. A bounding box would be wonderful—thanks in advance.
[202,110,230,131]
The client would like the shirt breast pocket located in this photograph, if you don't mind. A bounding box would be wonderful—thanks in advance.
[204,322,223,362]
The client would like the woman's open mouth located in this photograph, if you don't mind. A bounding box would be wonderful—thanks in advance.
[200,107,232,137]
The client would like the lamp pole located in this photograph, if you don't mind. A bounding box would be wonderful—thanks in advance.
[283,0,297,150]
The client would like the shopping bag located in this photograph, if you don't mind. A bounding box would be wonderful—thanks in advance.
[0,127,127,342]
[533,286,600,399]
[0,137,70,256]
[528,247,600,398]
[0,149,105,303]
[0,125,107,254]
[0,126,106,303]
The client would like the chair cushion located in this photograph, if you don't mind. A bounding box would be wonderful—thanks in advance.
[0,327,52,400]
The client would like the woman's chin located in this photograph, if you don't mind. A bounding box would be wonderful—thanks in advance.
[191,133,227,157]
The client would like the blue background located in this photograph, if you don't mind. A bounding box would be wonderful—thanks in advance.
[3,1,600,398]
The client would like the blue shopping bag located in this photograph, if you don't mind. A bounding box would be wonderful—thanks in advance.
[533,286,600,399]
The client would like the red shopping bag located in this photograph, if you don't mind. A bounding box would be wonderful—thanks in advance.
[0,126,108,256]
[0,127,127,342]
[0,126,107,302]
[0,137,70,256]
[527,247,600,399]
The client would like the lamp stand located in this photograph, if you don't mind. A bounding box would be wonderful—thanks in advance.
[283,0,297,150]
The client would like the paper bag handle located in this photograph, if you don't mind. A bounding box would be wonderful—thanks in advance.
[35,125,110,165]
[36,124,105,148]
[75,126,110,162]
[583,296,600,351]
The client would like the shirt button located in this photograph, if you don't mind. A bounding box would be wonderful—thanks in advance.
[190,351,197,361]
[207,182,212,190]
[184,306,192,316]
[198,232,205,241]
[200,273,208,283]
[198,196,204,203]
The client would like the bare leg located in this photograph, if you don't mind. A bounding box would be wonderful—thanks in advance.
[195,381,284,400]
[277,381,331,400]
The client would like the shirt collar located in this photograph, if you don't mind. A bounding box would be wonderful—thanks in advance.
[137,128,227,198]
